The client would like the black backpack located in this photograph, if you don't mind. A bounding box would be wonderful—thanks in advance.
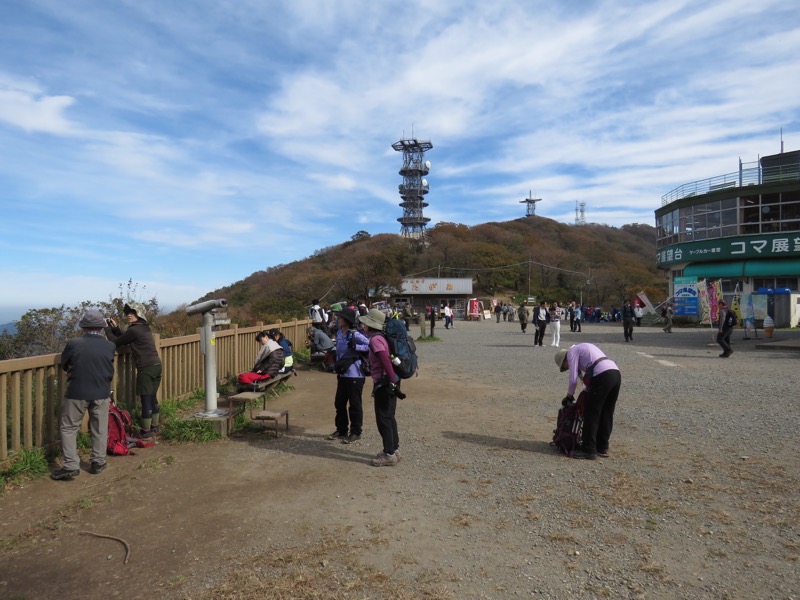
[383,318,418,379]
[550,391,586,457]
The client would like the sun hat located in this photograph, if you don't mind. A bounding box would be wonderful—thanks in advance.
[554,348,569,371]
[123,302,148,323]
[358,308,386,331]
[79,309,107,329]
[335,307,358,326]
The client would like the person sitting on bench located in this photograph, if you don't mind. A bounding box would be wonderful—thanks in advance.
[268,328,294,373]
[238,331,284,386]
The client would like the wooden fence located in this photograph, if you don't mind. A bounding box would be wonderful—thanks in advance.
[1,319,310,462]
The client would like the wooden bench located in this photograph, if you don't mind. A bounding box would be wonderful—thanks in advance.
[226,371,294,435]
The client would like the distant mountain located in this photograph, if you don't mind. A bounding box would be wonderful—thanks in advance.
[180,216,667,327]
[1,321,17,335]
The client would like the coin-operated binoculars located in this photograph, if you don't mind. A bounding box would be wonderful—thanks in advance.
[186,299,228,416]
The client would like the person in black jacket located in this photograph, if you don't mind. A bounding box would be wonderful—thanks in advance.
[106,302,162,438]
[717,299,738,357]
[621,300,635,342]
[52,310,117,480]
[533,300,550,347]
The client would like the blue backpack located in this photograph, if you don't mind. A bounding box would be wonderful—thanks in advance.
[383,318,418,379]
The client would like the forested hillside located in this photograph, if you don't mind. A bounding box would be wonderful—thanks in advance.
[189,217,666,327]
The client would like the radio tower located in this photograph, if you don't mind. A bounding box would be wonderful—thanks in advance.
[575,201,586,225]
[520,190,542,217]
[392,137,432,239]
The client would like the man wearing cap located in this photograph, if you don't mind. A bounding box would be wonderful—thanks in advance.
[106,302,162,438]
[555,343,621,460]
[327,307,370,443]
[358,308,401,467]
[52,310,117,480]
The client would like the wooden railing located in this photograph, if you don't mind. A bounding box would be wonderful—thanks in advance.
[1,319,311,462]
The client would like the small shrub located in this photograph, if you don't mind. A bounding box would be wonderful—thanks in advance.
[0,448,49,490]
[160,418,221,443]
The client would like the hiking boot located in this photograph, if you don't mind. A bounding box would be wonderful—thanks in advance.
[51,467,80,480]
[150,425,160,435]
[90,461,107,474]
[596,450,609,458]
[342,433,361,444]
[139,428,153,439]
[572,449,597,460]
[326,431,346,440]
[394,448,401,462]
[371,452,398,467]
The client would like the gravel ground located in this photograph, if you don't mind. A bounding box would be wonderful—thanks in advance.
[1,320,798,599]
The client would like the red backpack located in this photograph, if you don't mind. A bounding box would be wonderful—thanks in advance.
[107,394,138,455]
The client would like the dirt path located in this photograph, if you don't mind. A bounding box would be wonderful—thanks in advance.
[1,322,799,599]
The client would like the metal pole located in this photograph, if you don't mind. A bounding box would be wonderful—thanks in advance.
[202,311,218,414]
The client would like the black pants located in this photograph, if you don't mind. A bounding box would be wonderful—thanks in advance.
[373,384,399,455]
[534,324,547,346]
[717,330,732,353]
[334,376,364,435]
[520,321,527,333]
[623,319,634,340]
[582,369,621,453]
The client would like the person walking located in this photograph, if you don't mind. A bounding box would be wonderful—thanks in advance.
[328,308,369,443]
[717,299,738,357]
[106,302,162,439]
[358,309,401,467]
[549,301,562,347]
[518,301,529,333]
[662,303,674,333]
[634,303,643,327]
[621,299,635,342]
[573,304,582,332]
[555,343,621,460]
[494,303,502,323]
[443,304,453,329]
[52,310,116,480]
[533,300,550,347]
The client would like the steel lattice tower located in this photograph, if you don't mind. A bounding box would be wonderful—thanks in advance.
[392,137,432,239]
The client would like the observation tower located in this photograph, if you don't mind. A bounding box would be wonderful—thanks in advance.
[392,137,432,239]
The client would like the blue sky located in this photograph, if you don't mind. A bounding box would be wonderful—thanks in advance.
[1,0,799,322]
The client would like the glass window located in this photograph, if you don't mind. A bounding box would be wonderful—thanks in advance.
[740,194,759,206]
[761,205,779,221]
[781,202,800,220]
[741,223,760,235]
[762,193,780,205]
[694,229,708,240]
[707,212,721,228]
[721,198,738,210]
[702,200,721,212]
[781,221,800,232]
[741,206,759,223]
[720,209,737,225]
[782,190,800,202]
[762,221,780,233]
[722,225,738,237]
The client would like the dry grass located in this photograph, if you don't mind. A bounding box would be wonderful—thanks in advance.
[191,530,458,600]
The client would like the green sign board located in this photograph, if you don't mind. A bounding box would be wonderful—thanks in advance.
[657,232,800,266]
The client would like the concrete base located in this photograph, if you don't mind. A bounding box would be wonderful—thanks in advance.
[206,415,230,437]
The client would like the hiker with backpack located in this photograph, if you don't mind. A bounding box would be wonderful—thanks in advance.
[52,309,116,480]
[327,307,369,444]
[555,343,621,460]
[358,308,402,467]
[106,302,162,439]
[308,299,328,334]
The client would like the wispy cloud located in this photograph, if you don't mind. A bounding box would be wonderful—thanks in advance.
[0,0,798,320]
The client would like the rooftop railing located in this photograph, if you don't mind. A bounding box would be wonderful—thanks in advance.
[661,163,800,206]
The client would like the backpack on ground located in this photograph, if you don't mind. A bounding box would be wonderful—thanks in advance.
[550,390,587,457]
[383,318,418,379]
[107,394,139,456]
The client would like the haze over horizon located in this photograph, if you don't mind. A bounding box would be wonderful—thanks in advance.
[1,0,798,323]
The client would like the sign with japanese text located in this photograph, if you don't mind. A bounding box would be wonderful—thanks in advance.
[656,232,800,266]
[673,276,698,317]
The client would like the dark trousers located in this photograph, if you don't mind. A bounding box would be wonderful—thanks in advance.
[569,316,575,331]
[534,324,547,346]
[581,369,621,453]
[574,319,582,332]
[520,321,527,333]
[623,319,634,341]
[717,330,732,353]
[373,384,399,455]
[334,376,364,435]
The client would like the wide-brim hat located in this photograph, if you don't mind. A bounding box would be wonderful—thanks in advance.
[79,309,106,329]
[555,348,568,371]
[123,302,148,323]
[358,308,386,331]
[335,307,358,326]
